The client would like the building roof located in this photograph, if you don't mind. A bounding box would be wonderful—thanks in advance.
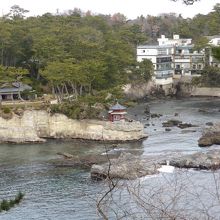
[137,45,173,49]
[110,102,127,110]
[175,45,194,49]
[0,83,32,94]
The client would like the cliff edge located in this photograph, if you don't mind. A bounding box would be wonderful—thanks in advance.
[0,110,147,143]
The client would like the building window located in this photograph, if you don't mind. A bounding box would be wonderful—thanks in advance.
[198,64,201,70]
[192,64,196,70]
[157,57,171,63]
[142,50,145,53]
[176,64,180,69]
[158,49,166,55]
[166,63,171,69]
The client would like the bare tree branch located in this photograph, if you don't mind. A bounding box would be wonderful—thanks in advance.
[171,0,200,5]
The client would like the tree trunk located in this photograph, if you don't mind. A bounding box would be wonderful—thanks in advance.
[1,42,4,66]
[79,85,83,96]
[64,83,70,100]
[56,85,62,102]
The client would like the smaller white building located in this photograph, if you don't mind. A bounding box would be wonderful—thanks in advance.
[206,35,220,68]
[157,35,205,75]
[174,46,205,75]
[207,35,220,46]
[157,34,192,46]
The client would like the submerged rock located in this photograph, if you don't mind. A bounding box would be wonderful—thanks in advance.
[177,123,196,129]
[206,122,214,126]
[162,119,182,127]
[162,120,197,129]
[144,123,150,128]
[151,113,162,118]
[144,105,150,115]
[53,153,117,169]
[57,152,74,159]
[198,108,209,113]
[181,129,196,134]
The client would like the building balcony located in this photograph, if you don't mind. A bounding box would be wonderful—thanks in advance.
[155,73,173,79]
[190,70,202,75]
[156,57,172,63]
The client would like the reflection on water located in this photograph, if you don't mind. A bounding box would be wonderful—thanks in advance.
[0,98,220,219]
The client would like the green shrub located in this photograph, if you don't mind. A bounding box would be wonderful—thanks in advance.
[14,192,24,204]
[1,200,10,211]
[2,107,11,114]
[0,192,25,212]
[9,199,15,207]
[51,101,101,120]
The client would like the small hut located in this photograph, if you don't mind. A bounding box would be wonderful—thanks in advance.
[108,102,127,122]
[0,82,32,101]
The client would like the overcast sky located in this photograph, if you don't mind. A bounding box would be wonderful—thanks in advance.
[0,0,219,19]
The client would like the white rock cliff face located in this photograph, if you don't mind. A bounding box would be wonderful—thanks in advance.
[0,110,147,143]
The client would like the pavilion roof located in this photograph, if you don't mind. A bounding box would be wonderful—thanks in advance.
[110,102,126,110]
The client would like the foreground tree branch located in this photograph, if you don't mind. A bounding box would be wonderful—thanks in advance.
[171,0,200,5]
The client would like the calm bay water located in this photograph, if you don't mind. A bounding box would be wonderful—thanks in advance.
[0,98,220,219]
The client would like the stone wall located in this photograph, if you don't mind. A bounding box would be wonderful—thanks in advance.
[0,110,147,143]
[191,87,220,97]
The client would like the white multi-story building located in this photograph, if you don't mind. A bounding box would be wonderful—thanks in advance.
[137,45,174,86]
[137,34,208,87]
[137,34,220,87]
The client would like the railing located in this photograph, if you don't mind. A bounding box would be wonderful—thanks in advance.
[155,73,173,79]
[190,70,202,75]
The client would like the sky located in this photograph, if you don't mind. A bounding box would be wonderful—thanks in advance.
[0,0,219,19]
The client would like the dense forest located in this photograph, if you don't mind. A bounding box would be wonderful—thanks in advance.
[0,3,220,116]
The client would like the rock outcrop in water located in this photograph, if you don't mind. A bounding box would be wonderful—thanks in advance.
[0,110,147,143]
[90,150,220,180]
[198,124,220,147]
[162,119,196,129]
[91,152,161,180]
[168,151,220,170]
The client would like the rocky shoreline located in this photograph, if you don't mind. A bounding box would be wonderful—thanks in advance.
[0,110,147,143]
[89,149,220,180]
[89,121,220,180]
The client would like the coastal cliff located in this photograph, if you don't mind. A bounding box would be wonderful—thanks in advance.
[0,110,147,143]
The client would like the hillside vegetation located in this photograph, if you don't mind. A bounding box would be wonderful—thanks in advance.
[0,4,220,117]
